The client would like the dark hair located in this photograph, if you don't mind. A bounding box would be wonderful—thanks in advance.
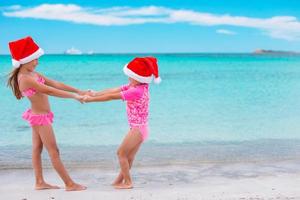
[7,67,22,99]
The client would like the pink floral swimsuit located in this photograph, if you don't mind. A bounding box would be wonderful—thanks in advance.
[120,83,149,141]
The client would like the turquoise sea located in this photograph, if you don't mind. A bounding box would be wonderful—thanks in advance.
[1,54,300,169]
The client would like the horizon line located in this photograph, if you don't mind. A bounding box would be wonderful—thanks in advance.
[1,49,299,56]
[0,51,299,56]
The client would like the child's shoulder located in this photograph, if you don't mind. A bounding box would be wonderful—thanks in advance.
[122,83,148,93]
[18,72,44,84]
[131,83,148,90]
[18,73,34,82]
[33,71,45,78]
[138,83,149,90]
[136,83,148,88]
[133,84,148,96]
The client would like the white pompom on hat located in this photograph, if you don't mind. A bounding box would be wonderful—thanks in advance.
[8,36,44,68]
[123,57,161,84]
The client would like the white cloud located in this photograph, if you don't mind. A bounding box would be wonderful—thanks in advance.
[2,4,171,25]
[93,6,172,17]
[216,29,236,35]
[2,4,300,41]
[169,10,300,40]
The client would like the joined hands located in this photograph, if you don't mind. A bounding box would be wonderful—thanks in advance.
[77,89,96,96]
[74,90,95,104]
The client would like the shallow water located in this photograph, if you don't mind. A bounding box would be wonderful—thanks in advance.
[1,54,300,167]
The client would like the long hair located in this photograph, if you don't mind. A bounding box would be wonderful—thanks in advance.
[7,67,22,99]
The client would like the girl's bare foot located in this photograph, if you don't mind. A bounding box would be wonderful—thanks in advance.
[65,183,87,191]
[112,178,123,186]
[112,182,121,186]
[35,182,60,190]
[114,183,133,189]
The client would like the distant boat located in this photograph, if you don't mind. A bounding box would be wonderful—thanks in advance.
[64,47,82,55]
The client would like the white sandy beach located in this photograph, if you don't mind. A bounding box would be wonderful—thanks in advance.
[1,162,300,200]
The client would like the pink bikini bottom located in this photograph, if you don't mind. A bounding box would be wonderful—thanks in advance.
[130,124,149,142]
[22,109,54,127]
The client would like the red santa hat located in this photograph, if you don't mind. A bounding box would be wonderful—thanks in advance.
[8,36,44,68]
[123,57,161,84]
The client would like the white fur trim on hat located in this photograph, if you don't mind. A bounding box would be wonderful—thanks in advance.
[12,48,44,68]
[12,59,21,68]
[123,64,153,83]
[154,76,162,84]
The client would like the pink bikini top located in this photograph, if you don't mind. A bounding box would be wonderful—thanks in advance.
[19,74,46,97]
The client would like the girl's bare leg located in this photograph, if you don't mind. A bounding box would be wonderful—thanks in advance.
[38,125,87,191]
[114,128,142,189]
[32,126,60,190]
[112,142,141,186]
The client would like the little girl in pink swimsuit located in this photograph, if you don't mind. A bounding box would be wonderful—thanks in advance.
[83,57,161,189]
[7,36,88,191]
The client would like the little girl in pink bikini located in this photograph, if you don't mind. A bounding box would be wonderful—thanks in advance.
[83,57,161,189]
[7,36,87,191]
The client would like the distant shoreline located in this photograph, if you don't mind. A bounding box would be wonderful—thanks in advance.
[253,49,300,55]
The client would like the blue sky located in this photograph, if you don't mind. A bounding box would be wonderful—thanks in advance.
[1,0,300,54]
